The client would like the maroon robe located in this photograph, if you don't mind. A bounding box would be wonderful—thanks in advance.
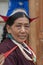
[0,38,35,65]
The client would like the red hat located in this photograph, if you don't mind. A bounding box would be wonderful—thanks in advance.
[0,15,9,22]
[0,15,38,23]
[0,9,38,22]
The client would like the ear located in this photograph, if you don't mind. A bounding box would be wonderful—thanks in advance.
[6,25,11,33]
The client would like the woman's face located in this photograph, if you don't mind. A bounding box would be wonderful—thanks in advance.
[7,17,30,43]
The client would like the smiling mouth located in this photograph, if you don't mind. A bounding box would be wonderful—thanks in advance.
[18,35,27,39]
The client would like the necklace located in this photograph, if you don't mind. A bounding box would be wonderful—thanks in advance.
[11,39,36,62]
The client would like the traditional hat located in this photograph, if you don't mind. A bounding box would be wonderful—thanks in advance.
[0,0,38,22]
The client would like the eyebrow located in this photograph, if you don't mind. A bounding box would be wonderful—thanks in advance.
[16,23,29,26]
[16,23,29,25]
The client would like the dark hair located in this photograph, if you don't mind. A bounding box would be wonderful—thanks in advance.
[1,12,29,42]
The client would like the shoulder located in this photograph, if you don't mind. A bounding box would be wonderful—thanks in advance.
[0,38,17,53]
[0,38,16,47]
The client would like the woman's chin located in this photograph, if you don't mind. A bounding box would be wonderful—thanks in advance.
[18,38,26,43]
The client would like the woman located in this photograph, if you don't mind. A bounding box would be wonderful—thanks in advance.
[0,9,36,65]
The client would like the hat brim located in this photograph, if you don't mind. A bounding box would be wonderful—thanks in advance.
[0,15,38,22]
[0,15,9,22]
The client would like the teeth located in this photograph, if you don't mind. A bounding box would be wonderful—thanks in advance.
[19,36,26,39]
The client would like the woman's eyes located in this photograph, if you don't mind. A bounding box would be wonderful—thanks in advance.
[16,25,21,27]
[25,25,29,27]
[15,25,29,28]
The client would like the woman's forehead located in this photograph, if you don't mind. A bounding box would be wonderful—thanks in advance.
[14,17,29,24]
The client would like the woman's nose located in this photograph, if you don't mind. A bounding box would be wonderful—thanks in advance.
[21,26,25,32]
